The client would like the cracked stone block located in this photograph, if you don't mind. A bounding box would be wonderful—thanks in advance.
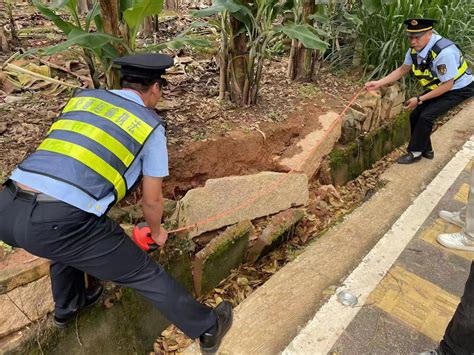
[248,209,305,262]
[193,221,253,296]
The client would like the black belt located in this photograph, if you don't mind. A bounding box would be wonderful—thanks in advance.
[6,180,60,202]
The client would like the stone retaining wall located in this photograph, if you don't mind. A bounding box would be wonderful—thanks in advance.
[341,84,405,144]
[330,111,411,185]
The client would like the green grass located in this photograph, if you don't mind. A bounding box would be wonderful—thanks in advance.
[354,0,474,82]
[298,84,320,98]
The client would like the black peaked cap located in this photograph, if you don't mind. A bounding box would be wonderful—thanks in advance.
[404,18,437,34]
[114,53,174,80]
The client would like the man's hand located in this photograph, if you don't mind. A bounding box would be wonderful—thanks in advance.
[404,97,419,110]
[365,80,382,91]
[151,225,168,247]
[142,176,167,247]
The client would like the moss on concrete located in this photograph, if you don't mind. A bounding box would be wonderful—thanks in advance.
[330,112,410,185]
[5,294,152,355]
[5,250,194,354]
[194,221,252,296]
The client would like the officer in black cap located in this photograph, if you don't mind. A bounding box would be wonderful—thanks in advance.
[0,53,232,353]
[366,18,473,164]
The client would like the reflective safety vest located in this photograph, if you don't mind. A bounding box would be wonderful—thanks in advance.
[19,89,164,203]
[411,37,471,91]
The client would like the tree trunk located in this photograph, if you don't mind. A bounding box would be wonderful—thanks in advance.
[0,0,8,52]
[228,17,248,106]
[99,0,121,37]
[153,15,159,33]
[141,16,154,37]
[98,0,122,89]
[218,21,228,100]
[82,49,101,89]
[77,0,89,14]
[288,0,316,81]
[164,0,178,11]
[287,39,297,79]
[0,29,8,52]
[6,0,19,48]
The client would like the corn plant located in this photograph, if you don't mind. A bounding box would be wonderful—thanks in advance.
[355,0,474,81]
[194,0,328,106]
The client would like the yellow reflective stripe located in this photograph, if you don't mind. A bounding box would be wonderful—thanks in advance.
[412,67,431,75]
[38,138,126,201]
[50,120,134,167]
[454,60,468,80]
[63,96,153,144]
[419,79,432,86]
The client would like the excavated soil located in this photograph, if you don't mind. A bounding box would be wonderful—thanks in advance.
[165,102,324,197]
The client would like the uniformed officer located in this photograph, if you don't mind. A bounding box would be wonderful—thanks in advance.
[0,53,232,353]
[365,18,474,164]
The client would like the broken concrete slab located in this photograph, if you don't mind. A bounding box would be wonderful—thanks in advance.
[277,112,341,179]
[173,172,308,238]
[0,275,54,337]
[193,221,253,296]
[248,209,305,262]
[0,249,49,294]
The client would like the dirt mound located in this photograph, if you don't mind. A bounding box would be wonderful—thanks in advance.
[164,103,324,197]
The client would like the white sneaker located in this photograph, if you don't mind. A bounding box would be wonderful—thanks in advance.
[437,232,474,252]
[438,210,465,228]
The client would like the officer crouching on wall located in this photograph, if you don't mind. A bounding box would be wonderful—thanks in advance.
[366,18,474,164]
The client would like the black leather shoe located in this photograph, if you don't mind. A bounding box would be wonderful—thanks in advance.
[200,301,233,354]
[53,284,103,329]
[397,152,422,165]
[422,150,434,159]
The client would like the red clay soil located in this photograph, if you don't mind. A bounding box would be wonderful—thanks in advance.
[164,102,324,197]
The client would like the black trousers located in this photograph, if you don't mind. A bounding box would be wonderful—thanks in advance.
[440,261,474,355]
[0,186,216,339]
[407,81,474,153]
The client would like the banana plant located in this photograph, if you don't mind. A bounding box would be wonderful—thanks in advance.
[194,0,329,106]
[121,0,164,52]
[32,0,128,88]
[307,2,361,70]
[32,0,209,88]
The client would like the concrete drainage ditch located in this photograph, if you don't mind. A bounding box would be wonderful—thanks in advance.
[0,84,411,354]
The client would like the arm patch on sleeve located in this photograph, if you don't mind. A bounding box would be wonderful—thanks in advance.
[437,64,447,75]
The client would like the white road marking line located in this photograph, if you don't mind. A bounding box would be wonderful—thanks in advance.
[283,138,474,355]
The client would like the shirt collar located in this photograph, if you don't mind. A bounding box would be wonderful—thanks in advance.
[417,33,441,59]
[110,89,145,107]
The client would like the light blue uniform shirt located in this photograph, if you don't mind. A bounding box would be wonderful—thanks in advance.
[11,90,169,216]
[403,33,473,90]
